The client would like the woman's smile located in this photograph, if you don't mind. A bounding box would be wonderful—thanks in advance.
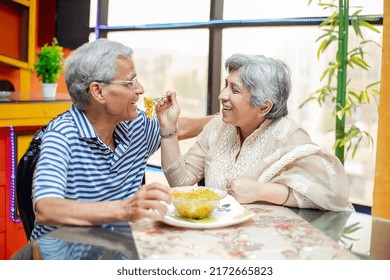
[222,105,233,111]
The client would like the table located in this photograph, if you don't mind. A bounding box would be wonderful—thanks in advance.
[12,202,386,260]
[130,203,359,260]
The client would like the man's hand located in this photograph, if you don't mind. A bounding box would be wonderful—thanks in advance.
[123,183,172,222]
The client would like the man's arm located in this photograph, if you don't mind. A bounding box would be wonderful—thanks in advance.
[34,183,172,226]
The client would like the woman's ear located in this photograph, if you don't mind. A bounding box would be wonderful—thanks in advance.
[89,81,105,103]
[258,99,273,117]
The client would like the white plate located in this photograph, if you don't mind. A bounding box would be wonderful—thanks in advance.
[163,195,255,229]
[0,91,11,98]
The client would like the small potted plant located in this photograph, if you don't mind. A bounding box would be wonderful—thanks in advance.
[32,38,64,100]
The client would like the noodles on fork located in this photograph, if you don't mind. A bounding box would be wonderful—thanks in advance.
[143,96,155,120]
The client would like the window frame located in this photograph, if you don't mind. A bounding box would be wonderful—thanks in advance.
[93,0,382,115]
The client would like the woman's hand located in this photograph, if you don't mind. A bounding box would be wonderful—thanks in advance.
[123,183,172,222]
[226,178,260,204]
[227,178,295,206]
[155,91,180,129]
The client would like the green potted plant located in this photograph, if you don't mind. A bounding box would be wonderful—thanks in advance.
[32,38,64,100]
[301,0,380,163]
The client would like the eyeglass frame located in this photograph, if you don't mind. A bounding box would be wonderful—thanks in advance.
[96,76,138,89]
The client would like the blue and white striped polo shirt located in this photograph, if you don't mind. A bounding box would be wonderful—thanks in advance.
[31,105,161,239]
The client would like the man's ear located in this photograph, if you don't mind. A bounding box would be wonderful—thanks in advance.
[258,99,273,117]
[89,81,105,103]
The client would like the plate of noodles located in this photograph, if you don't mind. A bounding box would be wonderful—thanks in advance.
[163,189,255,229]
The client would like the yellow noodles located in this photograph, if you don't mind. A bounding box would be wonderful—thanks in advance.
[143,96,155,120]
[172,188,221,200]
[172,188,222,219]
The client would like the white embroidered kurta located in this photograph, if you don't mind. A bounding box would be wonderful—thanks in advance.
[164,115,354,211]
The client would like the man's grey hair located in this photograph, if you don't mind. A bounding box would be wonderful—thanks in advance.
[64,39,133,110]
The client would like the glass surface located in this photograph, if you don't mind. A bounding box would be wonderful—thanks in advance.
[11,223,139,260]
[222,25,382,206]
[224,0,383,19]
[11,209,390,260]
[107,0,210,26]
[0,91,71,103]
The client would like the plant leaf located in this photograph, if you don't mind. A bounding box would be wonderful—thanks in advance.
[349,55,370,70]
[340,126,360,146]
[359,20,381,33]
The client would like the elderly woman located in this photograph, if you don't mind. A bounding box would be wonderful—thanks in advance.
[31,39,210,240]
[157,54,354,211]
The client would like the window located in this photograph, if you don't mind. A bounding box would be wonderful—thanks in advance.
[108,0,210,25]
[108,30,209,118]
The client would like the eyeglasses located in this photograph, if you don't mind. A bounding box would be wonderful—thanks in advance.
[105,77,138,89]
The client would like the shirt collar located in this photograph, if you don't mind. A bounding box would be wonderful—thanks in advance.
[69,105,98,139]
[114,109,143,144]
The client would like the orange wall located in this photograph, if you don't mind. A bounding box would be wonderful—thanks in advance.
[373,0,390,219]
[0,2,22,92]
[0,3,21,59]
[0,0,69,94]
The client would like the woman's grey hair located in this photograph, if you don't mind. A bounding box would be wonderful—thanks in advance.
[64,39,133,110]
[225,53,291,119]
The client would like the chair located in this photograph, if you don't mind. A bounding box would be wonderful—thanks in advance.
[16,125,47,239]
[16,110,69,239]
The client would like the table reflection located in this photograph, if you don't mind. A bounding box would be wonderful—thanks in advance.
[12,223,139,260]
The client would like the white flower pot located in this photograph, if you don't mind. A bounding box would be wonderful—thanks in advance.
[42,83,58,100]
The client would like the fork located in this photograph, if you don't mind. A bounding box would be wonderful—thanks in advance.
[153,94,179,103]
[153,97,163,103]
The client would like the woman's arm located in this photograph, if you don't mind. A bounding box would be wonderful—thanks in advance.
[227,178,298,207]
[177,115,215,140]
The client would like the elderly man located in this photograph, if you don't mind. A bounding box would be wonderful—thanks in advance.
[31,39,211,239]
